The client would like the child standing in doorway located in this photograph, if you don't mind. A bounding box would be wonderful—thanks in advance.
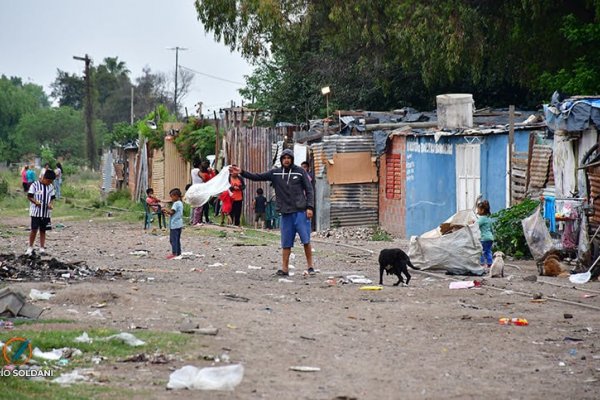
[26,169,56,255]
[164,188,183,259]
[477,200,494,269]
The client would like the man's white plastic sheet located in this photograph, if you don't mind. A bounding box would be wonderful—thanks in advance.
[184,167,231,207]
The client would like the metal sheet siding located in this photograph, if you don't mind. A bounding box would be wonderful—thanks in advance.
[322,135,379,228]
[226,127,287,224]
[163,139,189,201]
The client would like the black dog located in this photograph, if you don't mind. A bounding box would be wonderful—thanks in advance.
[378,248,417,286]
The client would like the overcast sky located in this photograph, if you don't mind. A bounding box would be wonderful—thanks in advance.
[0,0,252,117]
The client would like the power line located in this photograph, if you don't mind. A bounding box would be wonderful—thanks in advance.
[179,65,245,85]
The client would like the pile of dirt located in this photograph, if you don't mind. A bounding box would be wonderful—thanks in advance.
[0,253,122,282]
[315,226,375,240]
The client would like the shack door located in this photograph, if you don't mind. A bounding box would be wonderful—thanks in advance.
[456,143,481,211]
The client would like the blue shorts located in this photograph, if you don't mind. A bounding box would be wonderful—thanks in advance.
[280,211,311,248]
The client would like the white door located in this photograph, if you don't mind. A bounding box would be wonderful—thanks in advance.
[456,143,481,211]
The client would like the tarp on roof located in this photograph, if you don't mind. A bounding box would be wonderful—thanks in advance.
[545,97,600,132]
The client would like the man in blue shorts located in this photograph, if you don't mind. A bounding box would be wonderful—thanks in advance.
[229,149,315,276]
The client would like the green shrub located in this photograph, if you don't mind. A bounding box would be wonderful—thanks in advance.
[492,198,540,259]
[371,226,393,241]
[0,177,8,198]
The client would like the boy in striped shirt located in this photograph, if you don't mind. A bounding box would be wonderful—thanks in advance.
[26,169,56,255]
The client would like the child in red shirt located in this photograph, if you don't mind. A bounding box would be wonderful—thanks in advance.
[218,190,233,226]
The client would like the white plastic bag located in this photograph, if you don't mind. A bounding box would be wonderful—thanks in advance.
[521,206,554,261]
[167,364,244,391]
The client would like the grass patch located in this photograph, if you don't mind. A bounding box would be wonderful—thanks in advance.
[0,328,190,399]
[0,318,76,326]
[0,378,135,400]
[0,328,191,361]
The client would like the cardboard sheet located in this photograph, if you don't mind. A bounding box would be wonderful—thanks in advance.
[327,152,378,184]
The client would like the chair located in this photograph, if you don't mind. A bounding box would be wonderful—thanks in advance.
[142,198,165,230]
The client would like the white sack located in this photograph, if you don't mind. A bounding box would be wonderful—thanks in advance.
[408,210,484,276]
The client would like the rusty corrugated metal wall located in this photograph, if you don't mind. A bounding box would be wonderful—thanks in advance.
[320,135,378,228]
[226,126,287,224]
[160,138,190,201]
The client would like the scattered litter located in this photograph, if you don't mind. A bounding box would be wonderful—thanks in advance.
[300,335,316,341]
[196,327,219,336]
[278,278,294,283]
[91,356,106,364]
[129,250,149,257]
[449,281,475,289]
[33,347,82,361]
[122,352,170,364]
[568,349,577,356]
[208,263,224,267]
[91,302,107,308]
[564,337,584,342]
[74,332,92,344]
[53,369,93,385]
[247,265,262,270]
[61,273,71,279]
[226,324,237,329]
[532,293,543,300]
[289,366,321,372]
[583,294,598,298]
[498,318,529,326]
[0,320,14,330]
[190,268,203,272]
[29,289,54,301]
[235,271,247,274]
[346,275,373,284]
[221,294,250,302]
[558,361,566,367]
[167,364,244,391]
[87,310,105,318]
[564,313,573,319]
[100,332,145,347]
[359,285,382,291]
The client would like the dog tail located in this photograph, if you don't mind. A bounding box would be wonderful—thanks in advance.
[407,259,420,270]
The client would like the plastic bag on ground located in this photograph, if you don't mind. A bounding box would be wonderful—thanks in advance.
[167,364,244,390]
[521,206,555,261]
[29,289,54,301]
[101,332,145,347]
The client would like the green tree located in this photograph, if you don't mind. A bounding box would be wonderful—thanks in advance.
[10,107,86,162]
[0,75,49,162]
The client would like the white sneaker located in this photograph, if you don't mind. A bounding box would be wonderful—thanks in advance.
[25,247,34,256]
[39,247,46,255]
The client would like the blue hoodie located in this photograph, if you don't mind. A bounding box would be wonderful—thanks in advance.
[241,149,314,214]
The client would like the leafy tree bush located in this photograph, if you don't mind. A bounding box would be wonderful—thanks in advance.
[0,177,8,198]
[174,119,216,162]
[492,199,540,259]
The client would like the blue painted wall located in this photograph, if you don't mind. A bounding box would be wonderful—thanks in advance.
[405,136,456,236]
[404,130,533,237]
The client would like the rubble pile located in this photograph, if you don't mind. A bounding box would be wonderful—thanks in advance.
[0,254,122,282]
[315,227,375,241]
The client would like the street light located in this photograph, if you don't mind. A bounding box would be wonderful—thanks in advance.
[321,86,331,118]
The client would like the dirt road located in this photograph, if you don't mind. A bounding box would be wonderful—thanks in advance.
[1,217,600,399]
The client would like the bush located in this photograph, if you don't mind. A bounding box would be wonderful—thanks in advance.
[492,198,540,259]
[0,178,8,198]
[371,226,393,241]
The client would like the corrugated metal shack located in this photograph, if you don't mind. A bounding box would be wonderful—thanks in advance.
[312,135,379,229]
[225,126,290,224]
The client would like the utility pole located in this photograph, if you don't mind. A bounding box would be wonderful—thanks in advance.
[73,54,96,169]
[167,46,188,117]
[130,86,134,125]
